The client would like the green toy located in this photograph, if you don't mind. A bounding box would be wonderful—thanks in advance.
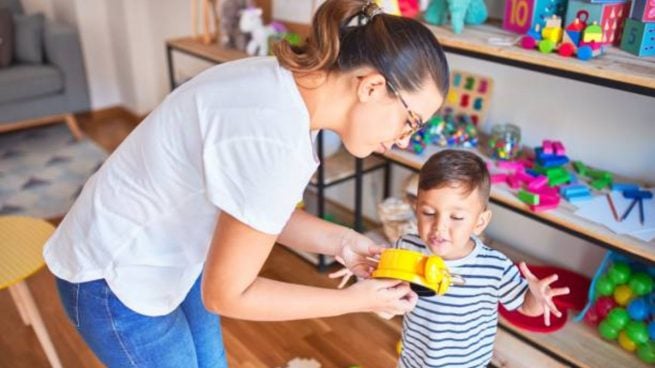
[424,0,488,34]
[608,262,632,284]
[598,319,620,340]
[629,272,654,296]
[605,308,630,330]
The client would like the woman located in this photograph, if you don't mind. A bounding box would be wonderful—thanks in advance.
[45,0,450,366]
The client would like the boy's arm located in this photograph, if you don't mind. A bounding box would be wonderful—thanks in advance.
[517,262,571,326]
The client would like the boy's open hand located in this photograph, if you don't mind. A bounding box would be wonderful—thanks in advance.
[519,262,571,326]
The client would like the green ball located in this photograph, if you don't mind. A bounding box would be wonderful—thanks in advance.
[538,39,556,53]
[609,262,632,284]
[638,341,655,364]
[596,275,615,296]
[598,320,620,340]
[606,308,630,330]
[629,272,654,296]
[626,321,649,344]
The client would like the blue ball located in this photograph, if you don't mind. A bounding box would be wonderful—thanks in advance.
[629,298,649,321]
[649,322,655,340]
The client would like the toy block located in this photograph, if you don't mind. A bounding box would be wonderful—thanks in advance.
[564,191,594,203]
[530,195,560,212]
[630,0,655,23]
[542,140,554,154]
[546,167,568,179]
[497,160,523,171]
[549,172,571,186]
[507,175,522,189]
[583,22,604,43]
[528,175,549,190]
[539,155,570,168]
[588,169,613,181]
[491,174,509,184]
[534,186,560,196]
[612,182,640,192]
[526,169,540,177]
[621,18,655,56]
[573,161,588,176]
[516,170,535,184]
[519,190,540,205]
[504,0,567,35]
[624,189,654,199]
[590,177,612,190]
[566,0,631,45]
[552,141,566,156]
[560,184,590,196]
[542,15,564,43]
[535,147,553,159]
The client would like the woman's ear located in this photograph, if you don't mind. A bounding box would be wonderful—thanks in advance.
[356,73,389,103]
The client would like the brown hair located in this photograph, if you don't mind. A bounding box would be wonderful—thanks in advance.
[419,149,491,205]
[274,0,449,97]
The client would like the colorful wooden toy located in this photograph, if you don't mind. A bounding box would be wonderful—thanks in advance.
[503,0,567,34]
[612,182,640,192]
[542,15,564,43]
[621,17,655,56]
[518,190,540,205]
[443,71,494,125]
[565,0,631,45]
[629,0,655,23]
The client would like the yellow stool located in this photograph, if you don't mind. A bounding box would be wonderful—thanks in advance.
[0,216,62,368]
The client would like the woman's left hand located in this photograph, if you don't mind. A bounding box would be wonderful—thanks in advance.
[336,229,384,279]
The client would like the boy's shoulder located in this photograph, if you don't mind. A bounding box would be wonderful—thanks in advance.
[473,237,514,268]
[395,233,428,253]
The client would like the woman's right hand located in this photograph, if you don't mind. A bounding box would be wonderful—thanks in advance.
[346,278,418,317]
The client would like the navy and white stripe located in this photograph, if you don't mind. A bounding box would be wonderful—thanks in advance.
[396,235,528,368]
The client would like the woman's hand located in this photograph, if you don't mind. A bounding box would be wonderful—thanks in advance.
[345,278,418,317]
[336,229,384,278]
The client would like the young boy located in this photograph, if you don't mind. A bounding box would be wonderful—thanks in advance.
[394,149,569,368]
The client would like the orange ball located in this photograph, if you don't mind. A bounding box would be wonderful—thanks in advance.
[614,284,634,306]
[619,331,637,352]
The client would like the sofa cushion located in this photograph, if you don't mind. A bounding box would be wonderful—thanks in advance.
[13,13,44,64]
[0,64,63,104]
[0,8,12,67]
[0,0,23,14]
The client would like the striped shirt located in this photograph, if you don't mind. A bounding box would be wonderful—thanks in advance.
[397,234,528,368]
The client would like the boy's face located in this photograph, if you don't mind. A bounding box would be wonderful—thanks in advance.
[416,183,492,260]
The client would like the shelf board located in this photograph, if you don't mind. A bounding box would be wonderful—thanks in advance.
[488,239,651,368]
[167,37,249,64]
[426,21,655,96]
[381,145,655,264]
[310,147,386,187]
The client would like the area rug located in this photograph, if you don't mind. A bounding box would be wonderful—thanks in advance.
[0,124,107,219]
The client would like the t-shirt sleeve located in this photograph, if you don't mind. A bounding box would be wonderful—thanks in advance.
[498,261,529,311]
[202,137,310,235]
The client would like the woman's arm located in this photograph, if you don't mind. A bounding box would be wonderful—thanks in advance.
[277,208,348,256]
[201,211,417,321]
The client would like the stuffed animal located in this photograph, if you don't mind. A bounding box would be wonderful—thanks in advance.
[220,0,253,51]
[424,0,488,34]
[239,7,286,56]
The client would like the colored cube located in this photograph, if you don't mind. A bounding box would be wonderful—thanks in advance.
[620,18,655,56]
[503,0,567,35]
[630,0,655,23]
[565,0,631,45]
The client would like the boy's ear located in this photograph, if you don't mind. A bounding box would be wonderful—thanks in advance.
[473,209,492,236]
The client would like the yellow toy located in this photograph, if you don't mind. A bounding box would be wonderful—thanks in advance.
[541,15,563,43]
[372,248,464,296]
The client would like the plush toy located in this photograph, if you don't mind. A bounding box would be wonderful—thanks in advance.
[220,0,253,51]
[239,7,286,56]
[424,0,488,34]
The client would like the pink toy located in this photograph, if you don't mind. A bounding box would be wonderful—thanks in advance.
[530,195,560,212]
[398,0,420,18]
[553,141,566,156]
[507,175,522,189]
[497,160,523,171]
[528,175,549,190]
[491,174,508,184]
[543,140,554,155]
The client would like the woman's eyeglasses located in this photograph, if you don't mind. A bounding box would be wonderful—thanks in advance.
[385,80,425,141]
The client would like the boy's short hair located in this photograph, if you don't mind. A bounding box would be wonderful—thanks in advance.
[419,149,491,205]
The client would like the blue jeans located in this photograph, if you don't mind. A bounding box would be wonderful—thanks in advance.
[56,276,228,367]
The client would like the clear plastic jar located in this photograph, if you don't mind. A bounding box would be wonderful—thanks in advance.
[488,124,521,160]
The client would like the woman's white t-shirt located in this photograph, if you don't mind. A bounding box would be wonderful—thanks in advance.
[44,57,319,316]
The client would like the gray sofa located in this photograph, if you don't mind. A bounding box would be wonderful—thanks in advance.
[0,0,89,138]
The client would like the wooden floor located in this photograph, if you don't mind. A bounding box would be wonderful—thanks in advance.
[0,109,402,368]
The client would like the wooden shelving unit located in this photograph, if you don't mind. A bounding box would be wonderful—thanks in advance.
[425,21,655,97]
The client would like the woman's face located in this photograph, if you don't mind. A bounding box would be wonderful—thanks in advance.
[340,75,443,158]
